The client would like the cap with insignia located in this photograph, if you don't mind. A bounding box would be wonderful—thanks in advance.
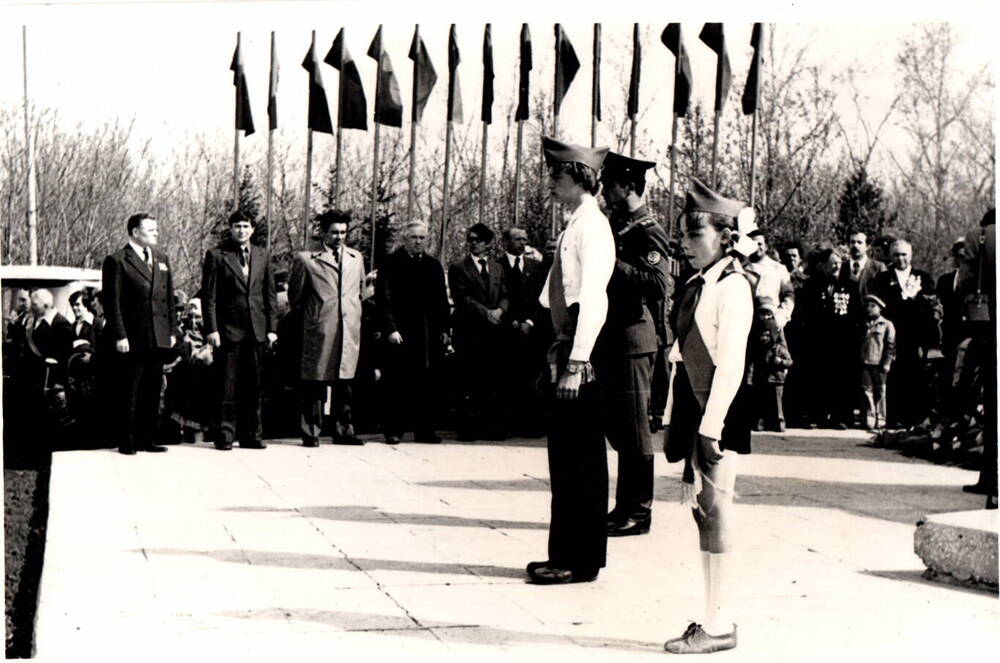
[542,135,609,173]
[682,177,760,257]
[600,151,656,182]
[466,222,495,242]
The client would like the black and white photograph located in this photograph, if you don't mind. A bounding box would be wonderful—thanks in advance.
[1,0,996,660]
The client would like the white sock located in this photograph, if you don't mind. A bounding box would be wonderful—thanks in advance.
[704,552,731,635]
[701,550,712,626]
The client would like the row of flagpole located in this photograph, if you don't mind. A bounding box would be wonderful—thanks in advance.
[227,23,766,269]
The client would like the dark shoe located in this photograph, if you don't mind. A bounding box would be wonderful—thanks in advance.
[526,560,550,575]
[528,565,598,585]
[963,483,989,495]
[143,444,168,453]
[456,431,477,442]
[664,623,737,654]
[833,422,848,431]
[118,445,136,456]
[605,510,625,528]
[240,440,267,449]
[384,435,401,445]
[332,435,364,446]
[414,432,442,444]
[607,515,651,537]
[302,436,319,448]
[215,442,233,451]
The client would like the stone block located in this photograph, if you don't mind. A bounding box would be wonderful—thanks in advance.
[914,510,998,590]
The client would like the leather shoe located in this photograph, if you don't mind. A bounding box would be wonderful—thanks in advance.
[332,435,364,446]
[607,515,651,537]
[384,435,401,445]
[302,437,319,448]
[414,432,442,444]
[240,440,267,449]
[526,560,549,575]
[528,565,598,585]
[118,446,136,456]
[664,623,737,654]
[215,442,233,451]
[143,444,168,453]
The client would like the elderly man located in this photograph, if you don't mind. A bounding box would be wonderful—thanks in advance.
[25,289,75,370]
[375,220,451,445]
[289,209,365,447]
[872,239,936,427]
[201,211,279,450]
[745,229,794,327]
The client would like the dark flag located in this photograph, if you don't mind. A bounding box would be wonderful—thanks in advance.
[699,22,732,112]
[447,24,463,123]
[554,24,579,115]
[231,40,255,136]
[592,24,601,122]
[482,24,494,124]
[408,27,437,123]
[366,26,403,127]
[267,37,278,131]
[741,23,764,116]
[325,29,368,131]
[301,41,333,134]
[515,24,532,121]
[627,23,641,120]
[661,23,693,117]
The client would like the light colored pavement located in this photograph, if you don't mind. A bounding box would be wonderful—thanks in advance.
[35,431,998,662]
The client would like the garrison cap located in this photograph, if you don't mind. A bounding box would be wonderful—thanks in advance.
[683,177,746,220]
[542,135,609,173]
[864,294,886,309]
[467,222,495,242]
[600,151,656,181]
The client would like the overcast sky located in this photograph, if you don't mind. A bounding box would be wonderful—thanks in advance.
[0,0,994,178]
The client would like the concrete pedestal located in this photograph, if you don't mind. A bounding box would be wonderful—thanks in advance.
[914,510,999,590]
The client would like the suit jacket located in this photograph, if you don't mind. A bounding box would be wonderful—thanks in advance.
[72,319,96,348]
[289,246,365,381]
[26,313,75,367]
[448,255,508,348]
[871,267,935,356]
[101,245,178,351]
[201,242,278,344]
[500,254,545,326]
[837,257,886,322]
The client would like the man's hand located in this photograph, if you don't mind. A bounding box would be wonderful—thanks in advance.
[266,332,278,348]
[518,322,532,335]
[439,332,450,346]
[555,369,583,400]
[115,338,130,353]
[207,331,221,348]
[486,308,503,325]
[170,335,176,348]
[389,331,404,345]
[697,434,724,466]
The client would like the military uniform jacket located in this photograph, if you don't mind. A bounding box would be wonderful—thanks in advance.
[102,245,178,351]
[289,246,364,381]
[201,242,278,344]
[595,205,672,358]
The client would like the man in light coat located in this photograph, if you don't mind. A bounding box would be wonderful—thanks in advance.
[289,209,365,446]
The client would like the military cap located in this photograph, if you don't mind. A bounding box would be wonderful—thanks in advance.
[683,177,746,220]
[542,135,609,173]
[600,151,656,181]
[864,294,887,309]
[466,222,495,242]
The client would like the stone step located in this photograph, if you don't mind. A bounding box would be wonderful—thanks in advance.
[914,510,999,590]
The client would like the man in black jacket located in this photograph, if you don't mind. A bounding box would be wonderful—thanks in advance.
[201,211,278,450]
[101,213,178,454]
[597,151,672,537]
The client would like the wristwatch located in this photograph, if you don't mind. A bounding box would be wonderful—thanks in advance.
[565,361,582,375]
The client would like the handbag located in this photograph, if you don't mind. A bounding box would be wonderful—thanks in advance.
[963,230,991,322]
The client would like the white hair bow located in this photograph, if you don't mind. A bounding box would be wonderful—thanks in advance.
[731,207,759,257]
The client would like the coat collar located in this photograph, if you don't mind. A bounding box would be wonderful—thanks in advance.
[124,244,153,281]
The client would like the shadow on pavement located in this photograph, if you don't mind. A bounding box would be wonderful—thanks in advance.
[860,569,999,596]
[139,548,526,578]
[221,504,549,530]
[215,607,659,652]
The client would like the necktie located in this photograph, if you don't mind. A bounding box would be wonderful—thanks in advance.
[852,261,860,278]
[478,258,489,286]
[144,248,152,270]
[513,256,522,276]
[676,275,705,349]
[239,247,248,267]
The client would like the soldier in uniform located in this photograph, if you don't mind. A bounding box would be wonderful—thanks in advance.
[596,152,672,537]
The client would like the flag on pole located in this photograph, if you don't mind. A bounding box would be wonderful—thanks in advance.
[515,24,532,121]
[627,23,641,120]
[366,26,404,127]
[231,40,255,135]
[482,24,494,124]
[267,36,278,130]
[554,24,579,115]
[408,27,437,123]
[301,41,333,134]
[325,29,368,130]
[698,23,732,112]
[447,24,463,123]
[592,24,601,122]
[742,23,764,116]
[661,23,693,118]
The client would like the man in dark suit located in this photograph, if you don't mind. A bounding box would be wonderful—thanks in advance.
[499,227,547,437]
[936,239,969,358]
[596,151,672,537]
[375,221,451,445]
[101,213,178,454]
[872,239,936,427]
[201,211,278,451]
[449,223,509,441]
[25,288,75,371]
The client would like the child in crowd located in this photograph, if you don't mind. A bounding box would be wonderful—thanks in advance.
[749,299,793,432]
[860,294,895,431]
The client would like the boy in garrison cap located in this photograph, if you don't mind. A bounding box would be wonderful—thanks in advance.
[860,294,895,432]
[596,151,672,537]
[527,136,615,585]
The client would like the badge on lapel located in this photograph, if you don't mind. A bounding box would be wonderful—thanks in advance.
[158,262,169,271]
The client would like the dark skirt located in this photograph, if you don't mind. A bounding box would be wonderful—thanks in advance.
[664,362,752,464]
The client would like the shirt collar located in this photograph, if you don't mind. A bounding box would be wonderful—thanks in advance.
[568,193,599,224]
[894,265,911,281]
[505,252,523,267]
[128,240,148,260]
[35,309,58,327]
[689,255,733,285]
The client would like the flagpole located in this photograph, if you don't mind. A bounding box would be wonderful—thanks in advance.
[479,124,487,225]
[441,118,453,259]
[629,23,638,158]
[407,25,420,224]
[334,31,345,206]
[266,31,275,252]
[514,121,524,228]
[710,40,723,188]
[668,112,679,239]
[551,24,562,238]
[591,23,600,147]
[749,110,758,206]
[303,31,316,250]
[233,32,242,212]
[23,26,38,266]
[369,34,384,270]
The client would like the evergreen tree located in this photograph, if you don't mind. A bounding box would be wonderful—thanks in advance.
[836,165,896,242]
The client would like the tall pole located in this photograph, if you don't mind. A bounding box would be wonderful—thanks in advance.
[668,112,679,239]
[514,121,524,227]
[629,23,638,158]
[407,25,419,224]
[710,112,721,188]
[590,23,600,147]
[233,32,242,212]
[551,25,562,237]
[369,40,384,270]
[23,26,38,266]
[440,119,453,259]
[749,110,758,206]
[334,31,345,206]
[479,123,488,225]
[266,32,275,252]
[303,31,316,249]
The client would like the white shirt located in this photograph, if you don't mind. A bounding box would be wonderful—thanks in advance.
[663,256,754,440]
[470,254,489,274]
[745,254,794,327]
[850,255,868,276]
[128,239,151,264]
[505,253,524,270]
[539,194,616,362]
[33,309,58,329]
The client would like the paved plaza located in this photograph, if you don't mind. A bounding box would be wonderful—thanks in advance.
[34,430,998,661]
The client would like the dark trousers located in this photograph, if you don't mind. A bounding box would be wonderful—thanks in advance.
[887,354,923,427]
[381,356,437,438]
[755,382,785,430]
[115,349,164,450]
[614,453,654,517]
[599,353,655,517]
[455,337,503,437]
[546,383,608,571]
[300,379,353,441]
[499,329,544,435]
[218,339,263,444]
